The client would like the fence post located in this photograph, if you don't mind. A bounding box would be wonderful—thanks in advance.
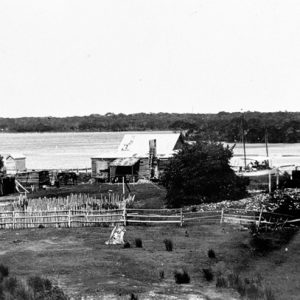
[68,210,71,228]
[12,211,15,230]
[180,208,183,227]
[123,206,127,226]
[257,206,263,230]
[220,208,224,224]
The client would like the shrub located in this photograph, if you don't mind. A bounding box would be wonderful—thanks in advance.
[174,269,190,284]
[264,287,276,300]
[216,275,227,288]
[191,206,197,212]
[0,264,9,278]
[249,222,258,235]
[202,268,214,281]
[135,238,143,248]
[0,273,68,300]
[159,270,165,280]
[3,277,18,294]
[28,275,46,294]
[130,293,138,300]
[207,249,216,259]
[124,241,131,248]
[164,239,173,251]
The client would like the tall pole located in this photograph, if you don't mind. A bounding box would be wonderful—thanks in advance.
[241,113,247,170]
[265,126,269,158]
[265,125,271,193]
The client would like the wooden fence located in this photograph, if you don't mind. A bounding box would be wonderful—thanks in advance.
[0,206,298,230]
[1,193,134,212]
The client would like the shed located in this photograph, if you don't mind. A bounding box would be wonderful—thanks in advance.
[109,157,140,182]
[5,153,26,174]
[91,132,183,181]
[15,170,50,189]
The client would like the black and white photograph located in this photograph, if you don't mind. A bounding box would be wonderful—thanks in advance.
[0,1,299,299]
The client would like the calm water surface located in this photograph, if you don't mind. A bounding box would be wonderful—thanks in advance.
[0,132,299,169]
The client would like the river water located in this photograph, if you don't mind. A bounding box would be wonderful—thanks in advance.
[0,132,299,170]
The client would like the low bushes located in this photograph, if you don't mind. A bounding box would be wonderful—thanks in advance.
[135,238,143,248]
[163,239,173,251]
[174,269,190,284]
[207,249,216,259]
[0,265,68,300]
[123,241,131,248]
[202,268,214,281]
[215,271,276,300]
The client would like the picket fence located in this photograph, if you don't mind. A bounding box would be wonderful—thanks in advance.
[0,206,297,230]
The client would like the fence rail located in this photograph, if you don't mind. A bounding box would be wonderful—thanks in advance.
[0,206,298,230]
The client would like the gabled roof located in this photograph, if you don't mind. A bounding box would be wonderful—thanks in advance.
[6,153,26,160]
[117,133,181,157]
[91,132,182,159]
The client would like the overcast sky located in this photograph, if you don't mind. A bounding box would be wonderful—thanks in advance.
[0,1,300,117]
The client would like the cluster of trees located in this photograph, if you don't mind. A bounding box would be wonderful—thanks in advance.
[0,111,299,143]
[162,140,249,207]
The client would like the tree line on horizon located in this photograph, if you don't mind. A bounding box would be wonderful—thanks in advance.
[0,111,299,143]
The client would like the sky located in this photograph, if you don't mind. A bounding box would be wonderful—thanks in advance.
[0,0,300,117]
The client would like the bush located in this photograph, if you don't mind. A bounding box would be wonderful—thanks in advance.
[130,293,138,300]
[0,264,9,278]
[162,141,249,207]
[216,275,227,288]
[0,272,68,300]
[264,287,276,300]
[202,268,214,281]
[207,249,216,259]
[159,270,165,280]
[135,238,143,248]
[249,222,258,235]
[174,269,190,284]
[164,239,173,251]
[124,241,131,248]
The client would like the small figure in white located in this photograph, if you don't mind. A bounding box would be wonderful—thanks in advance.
[105,225,126,245]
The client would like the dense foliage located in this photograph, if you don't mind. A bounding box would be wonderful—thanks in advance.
[162,141,249,207]
[0,111,299,143]
[0,265,68,300]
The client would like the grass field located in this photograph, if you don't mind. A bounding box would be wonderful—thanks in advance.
[0,221,299,299]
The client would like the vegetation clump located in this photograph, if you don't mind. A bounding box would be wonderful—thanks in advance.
[159,270,165,280]
[162,140,249,207]
[174,269,190,284]
[0,265,68,300]
[135,238,143,248]
[123,241,131,248]
[163,239,173,251]
[207,249,216,259]
[215,271,276,300]
[202,268,214,281]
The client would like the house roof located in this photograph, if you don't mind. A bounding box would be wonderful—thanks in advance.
[92,132,182,159]
[6,153,26,160]
[117,133,181,157]
[110,157,139,167]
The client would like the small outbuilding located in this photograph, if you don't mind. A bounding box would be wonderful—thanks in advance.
[5,153,26,175]
[91,132,183,182]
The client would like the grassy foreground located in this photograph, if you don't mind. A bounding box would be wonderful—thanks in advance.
[0,222,299,299]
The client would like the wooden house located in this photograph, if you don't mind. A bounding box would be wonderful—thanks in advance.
[91,133,183,182]
[15,170,50,189]
[5,153,26,174]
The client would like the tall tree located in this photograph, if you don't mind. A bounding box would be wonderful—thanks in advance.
[162,141,249,207]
